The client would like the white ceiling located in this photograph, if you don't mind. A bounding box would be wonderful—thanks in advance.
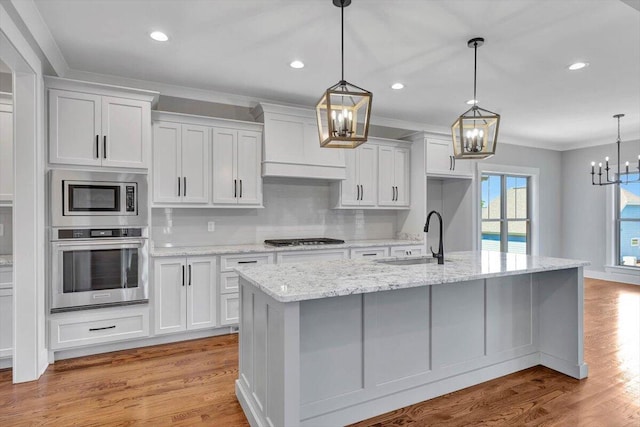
[32,0,640,149]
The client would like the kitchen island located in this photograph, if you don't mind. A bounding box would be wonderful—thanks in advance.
[235,251,589,427]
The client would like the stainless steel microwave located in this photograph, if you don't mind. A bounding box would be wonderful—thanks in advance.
[50,170,148,227]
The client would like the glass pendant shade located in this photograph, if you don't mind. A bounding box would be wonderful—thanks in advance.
[451,105,500,159]
[316,80,372,148]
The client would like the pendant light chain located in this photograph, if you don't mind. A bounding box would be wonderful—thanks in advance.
[473,40,478,107]
[341,0,345,83]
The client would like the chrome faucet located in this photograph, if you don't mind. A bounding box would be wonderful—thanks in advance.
[424,210,444,265]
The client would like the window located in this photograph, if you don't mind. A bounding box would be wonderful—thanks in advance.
[481,174,530,254]
[617,173,640,267]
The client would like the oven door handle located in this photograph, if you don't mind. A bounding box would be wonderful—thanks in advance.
[51,239,146,250]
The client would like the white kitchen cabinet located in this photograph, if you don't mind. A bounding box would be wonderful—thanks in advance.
[378,144,410,207]
[350,247,389,259]
[426,137,473,178]
[390,245,426,257]
[277,249,349,264]
[47,78,156,169]
[212,127,262,206]
[0,94,13,203]
[0,267,12,365]
[218,253,273,326]
[336,144,378,207]
[154,256,217,335]
[152,121,210,204]
[252,103,346,180]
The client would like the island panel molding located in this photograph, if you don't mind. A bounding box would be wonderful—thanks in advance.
[235,251,588,426]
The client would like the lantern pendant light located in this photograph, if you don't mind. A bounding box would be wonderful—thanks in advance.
[451,37,500,159]
[316,0,373,149]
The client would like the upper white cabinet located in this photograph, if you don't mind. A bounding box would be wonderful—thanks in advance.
[425,137,473,178]
[338,144,377,207]
[154,256,217,335]
[0,93,13,203]
[212,128,262,206]
[47,78,157,169]
[153,121,210,204]
[252,103,346,180]
[378,144,410,207]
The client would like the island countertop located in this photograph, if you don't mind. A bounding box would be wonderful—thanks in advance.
[235,251,589,303]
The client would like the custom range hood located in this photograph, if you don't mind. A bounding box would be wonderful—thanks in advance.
[251,103,347,180]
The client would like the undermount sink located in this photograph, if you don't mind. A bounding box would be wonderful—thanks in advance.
[375,256,448,266]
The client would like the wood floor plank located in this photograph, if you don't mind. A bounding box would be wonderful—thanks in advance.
[0,279,638,426]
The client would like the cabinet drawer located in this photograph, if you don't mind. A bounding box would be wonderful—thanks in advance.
[50,306,149,350]
[350,247,389,259]
[220,272,239,294]
[220,253,274,273]
[220,293,239,326]
[390,245,425,257]
[0,267,12,288]
[277,249,348,264]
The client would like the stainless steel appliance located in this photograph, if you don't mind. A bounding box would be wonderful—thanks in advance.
[264,238,345,247]
[50,227,148,311]
[50,170,147,228]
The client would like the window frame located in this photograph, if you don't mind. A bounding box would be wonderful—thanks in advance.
[476,163,540,255]
[615,173,640,268]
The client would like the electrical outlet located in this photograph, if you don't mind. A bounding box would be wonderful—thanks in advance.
[0,224,3,237]
[207,221,215,232]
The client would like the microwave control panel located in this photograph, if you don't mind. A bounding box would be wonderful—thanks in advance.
[125,185,136,212]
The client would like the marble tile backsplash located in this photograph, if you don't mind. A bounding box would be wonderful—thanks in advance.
[0,207,12,255]
[151,180,398,247]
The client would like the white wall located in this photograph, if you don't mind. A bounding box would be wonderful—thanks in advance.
[152,179,399,247]
[561,139,640,272]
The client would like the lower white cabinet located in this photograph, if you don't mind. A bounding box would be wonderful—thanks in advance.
[276,249,349,264]
[220,294,239,326]
[350,247,389,259]
[0,267,12,362]
[49,305,149,350]
[154,256,217,335]
[390,245,426,257]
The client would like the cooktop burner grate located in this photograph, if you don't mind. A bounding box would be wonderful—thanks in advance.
[264,238,345,247]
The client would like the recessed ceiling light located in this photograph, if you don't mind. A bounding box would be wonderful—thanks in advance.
[568,62,588,71]
[466,99,478,105]
[150,31,169,42]
[391,83,404,90]
[290,60,305,69]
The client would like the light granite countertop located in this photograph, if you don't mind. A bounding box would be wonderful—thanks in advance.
[235,251,590,303]
[0,255,12,267]
[150,239,422,257]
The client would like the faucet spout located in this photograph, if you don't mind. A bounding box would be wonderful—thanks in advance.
[424,210,444,265]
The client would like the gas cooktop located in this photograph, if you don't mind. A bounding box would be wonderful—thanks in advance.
[264,238,345,247]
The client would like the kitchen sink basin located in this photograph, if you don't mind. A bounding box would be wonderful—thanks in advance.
[375,257,448,266]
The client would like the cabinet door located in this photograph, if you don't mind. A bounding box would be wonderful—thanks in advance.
[394,147,410,206]
[186,257,217,330]
[153,122,182,203]
[154,258,187,335]
[426,138,453,175]
[181,125,210,204]
[49,89,102,166]
[101,96,149,169]
[220,294,239,326]
[212,128,238,205]
[358,144,378,206]
[340,149,359,206]
[450,155,473,175]
[377,145,395,206]
[390,245,426,257]
[0,288,12,359]
[0,104,13,202]
[236,130,262,206]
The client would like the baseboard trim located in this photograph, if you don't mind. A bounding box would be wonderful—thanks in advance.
[585,269,640,285]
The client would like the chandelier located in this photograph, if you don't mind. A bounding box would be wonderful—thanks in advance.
[591,114,640,186]
[451,37,500,159]
[315,0,372,149]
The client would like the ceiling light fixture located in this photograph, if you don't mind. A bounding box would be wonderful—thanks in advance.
[568,62,589,71]
[290,60,305,69]
[590,114,639,186]
[150,31,168,42]
[451,37,500,160]
[391,83,404,90]
[316,0,372,149]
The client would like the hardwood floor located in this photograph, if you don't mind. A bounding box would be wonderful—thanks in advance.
[0,278,638,426]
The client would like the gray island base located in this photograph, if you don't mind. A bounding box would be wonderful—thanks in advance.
[234,251,589,427]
